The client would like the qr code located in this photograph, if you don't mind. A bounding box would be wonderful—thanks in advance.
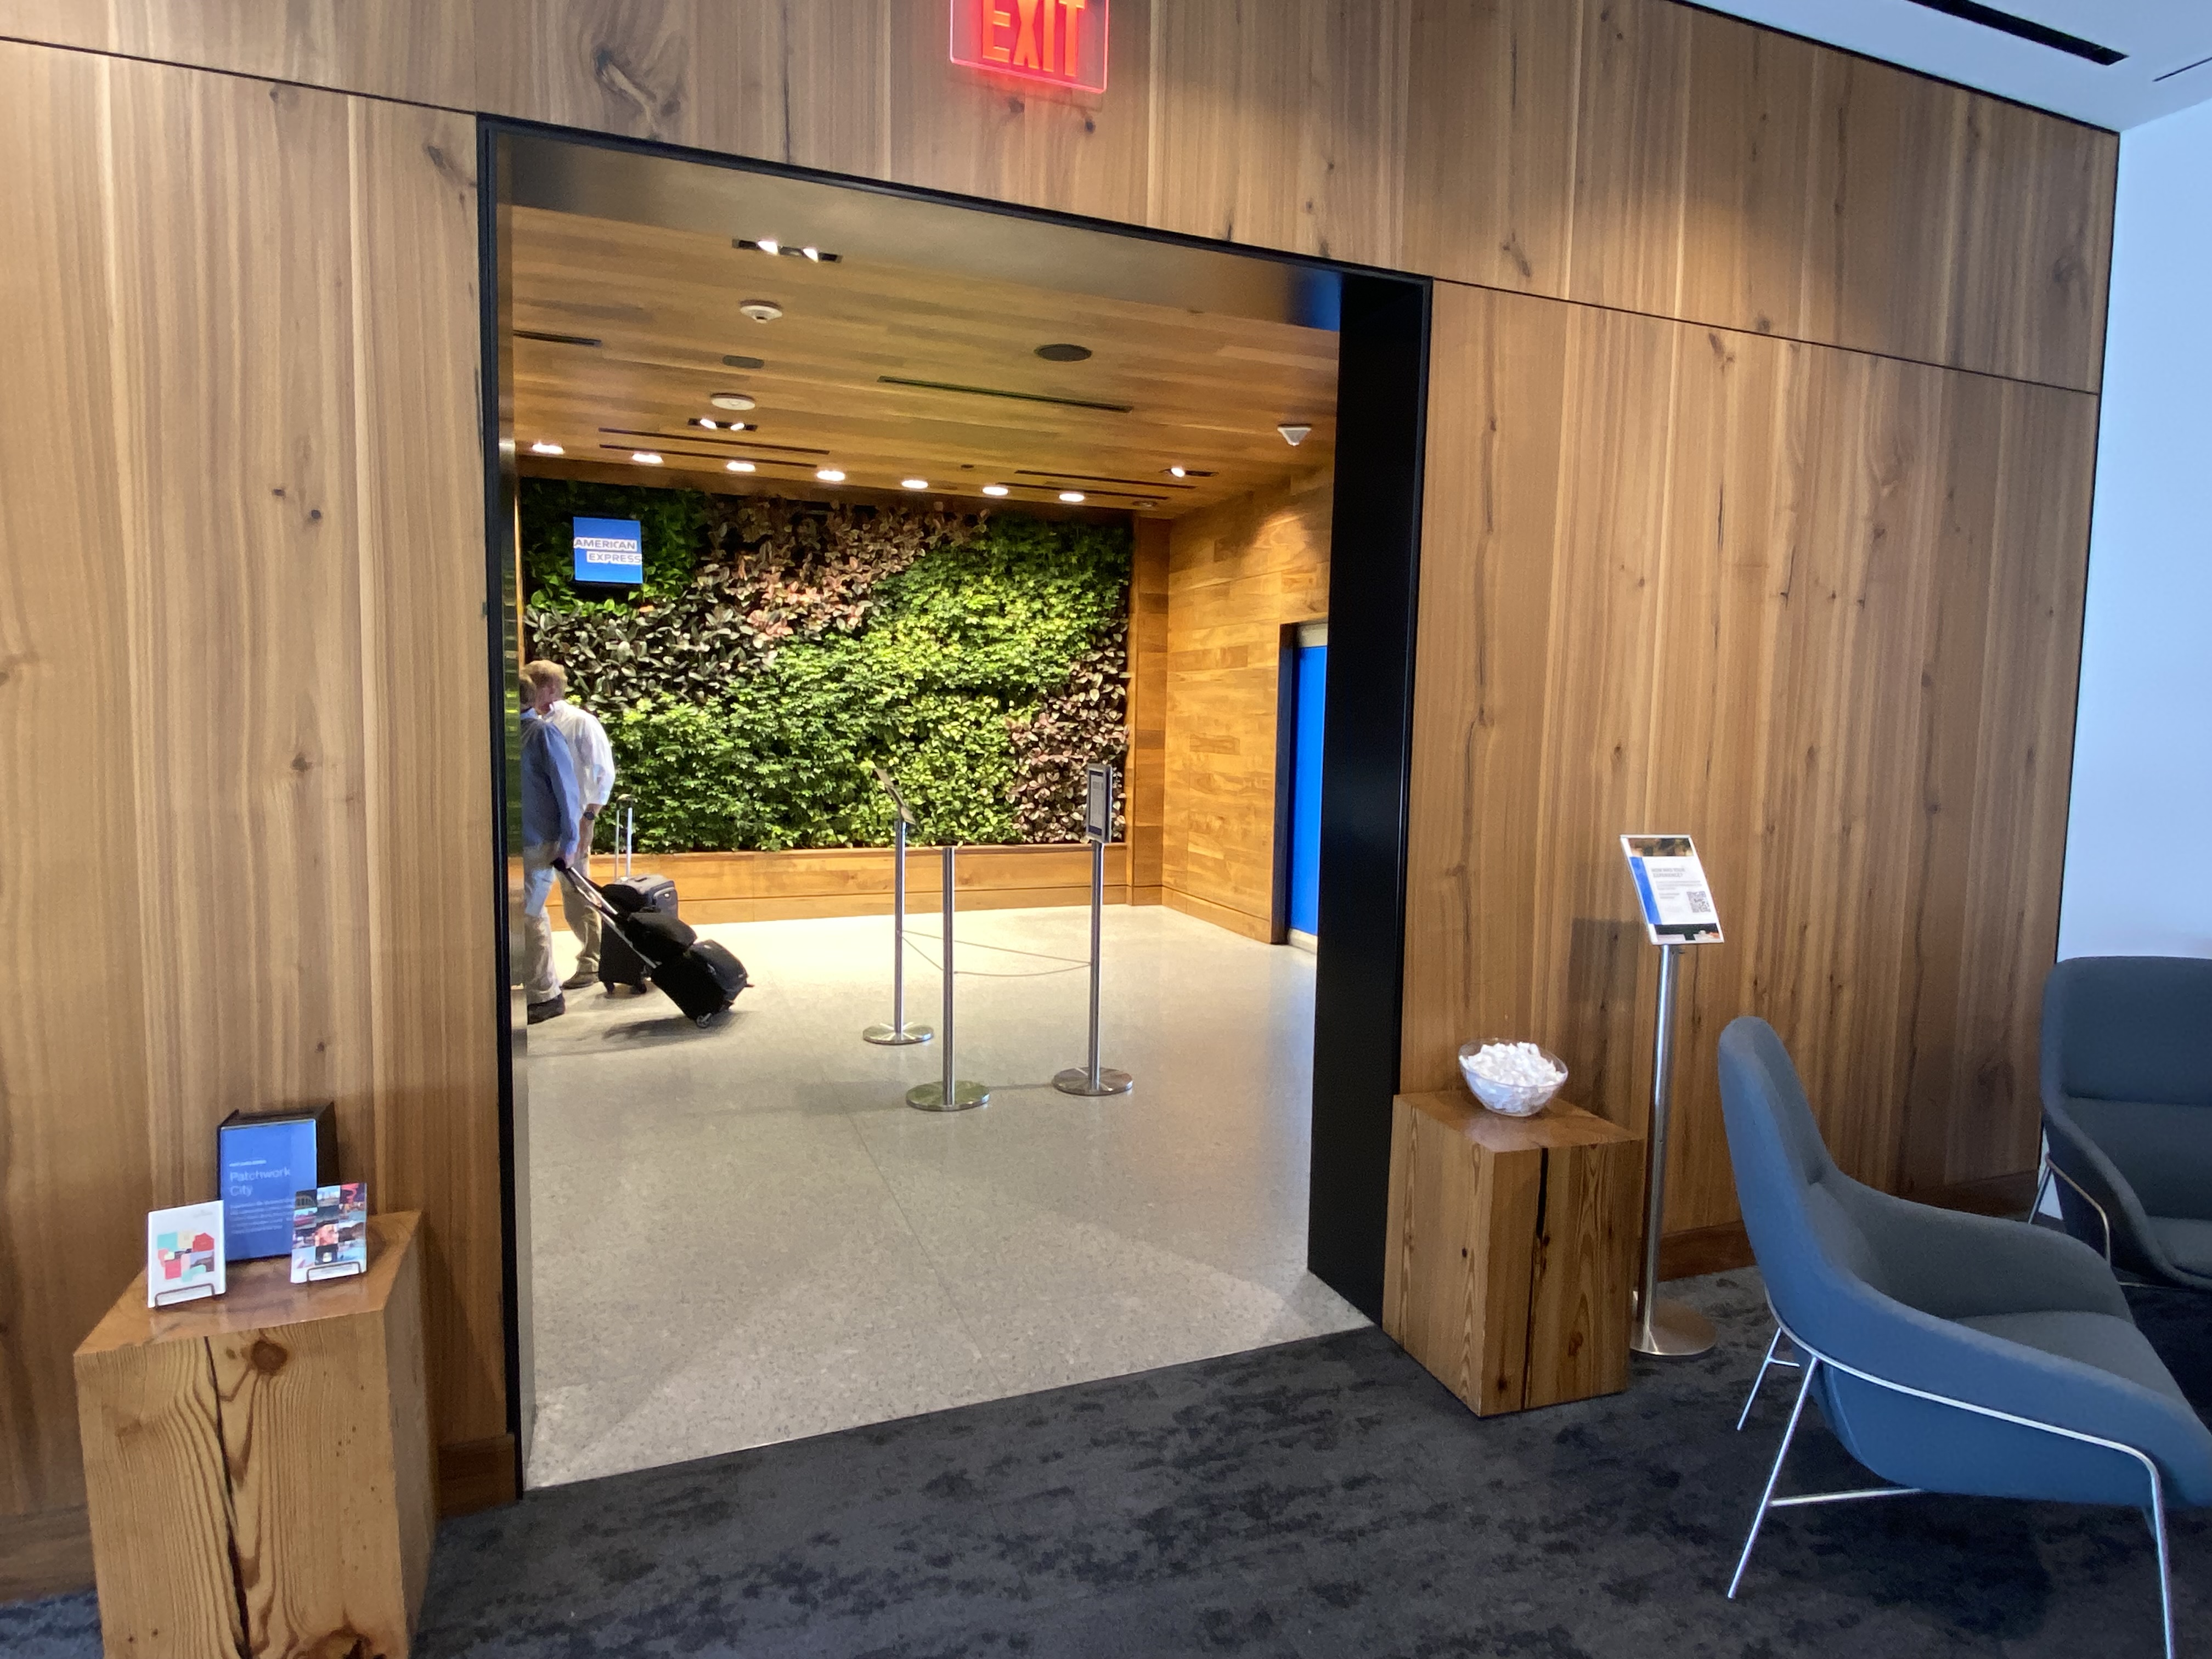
[1688,891,1713,915]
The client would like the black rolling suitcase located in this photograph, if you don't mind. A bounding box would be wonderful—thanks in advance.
[560,861,747,1028]
[594,800,680,991]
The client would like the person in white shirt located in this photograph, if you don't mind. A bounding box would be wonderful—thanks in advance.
[522,660,617,989]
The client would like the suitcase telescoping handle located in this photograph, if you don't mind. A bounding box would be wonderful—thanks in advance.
[555,856,626,927]
[617,793,636,878]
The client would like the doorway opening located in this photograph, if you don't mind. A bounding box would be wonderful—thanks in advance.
[483,127,1425,1488]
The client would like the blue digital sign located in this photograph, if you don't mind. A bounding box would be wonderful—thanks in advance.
[573,516,644,585]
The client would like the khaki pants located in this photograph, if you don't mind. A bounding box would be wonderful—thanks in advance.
[561,806,602,975]
[520,841,563,1004]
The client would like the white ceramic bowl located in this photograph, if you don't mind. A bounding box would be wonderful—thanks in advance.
[1457,1040,1567,1118]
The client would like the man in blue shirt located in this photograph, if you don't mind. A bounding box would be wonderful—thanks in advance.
[519,691,582,1024]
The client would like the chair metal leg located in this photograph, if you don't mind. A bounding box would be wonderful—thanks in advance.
[1729,1355,1819,1599]
[1736,1326,1794,1432]
[2030,1154,2055,1225]
[2148,1468,2175,1659]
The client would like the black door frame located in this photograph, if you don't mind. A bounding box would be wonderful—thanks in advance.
[475,117,1428,1470]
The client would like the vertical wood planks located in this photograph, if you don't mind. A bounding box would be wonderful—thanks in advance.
[1160,469,1331,939]
[0,46,501,1556]
[1126,518,1171,902]
[0,41,153,1520]
[1402,280,2097,1232]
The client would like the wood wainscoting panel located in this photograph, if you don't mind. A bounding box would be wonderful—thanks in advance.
[0,43,504,1556]
[1404,281,2095,1235]
[605,844,1132,924]
[1160,469,1332,940]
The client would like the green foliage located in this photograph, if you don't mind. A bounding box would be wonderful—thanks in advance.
[525,478,1128,851]
[519,478,705,603]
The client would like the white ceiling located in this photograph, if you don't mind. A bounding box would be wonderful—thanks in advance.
[1692,1,2212,129]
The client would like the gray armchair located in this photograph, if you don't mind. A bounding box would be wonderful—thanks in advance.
[2039,956,2212,1288]
[1718,1017,2212,1658]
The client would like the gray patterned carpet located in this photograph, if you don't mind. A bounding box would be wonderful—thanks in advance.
[7,1270,2208,1657]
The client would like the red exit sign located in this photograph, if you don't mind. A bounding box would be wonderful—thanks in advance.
[950,0,1108,95]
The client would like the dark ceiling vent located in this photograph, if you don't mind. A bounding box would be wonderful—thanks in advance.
[878,375,1133,414]
[1903,0,2125,65]
[515,329,602,347]
[723,354,765,369]
[1034,343,1093,362]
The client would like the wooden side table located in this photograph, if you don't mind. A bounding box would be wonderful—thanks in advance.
[74,1210,435,1658]
[1383,1090,1642,1415]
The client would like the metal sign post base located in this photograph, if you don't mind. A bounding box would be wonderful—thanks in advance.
[864,1023,933,1047]
[1632,1291,1719,1358]
[906,1081,990,1111]
[1053,1066,1133,1097]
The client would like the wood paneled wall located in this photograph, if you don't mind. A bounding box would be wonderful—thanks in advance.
[0,42,500,1589]
[0,0,2114,1594]
[1126,519,1171,906]
[1401,283,2095,1233]
[0,0,2115,391]
[1160,471,1332,941]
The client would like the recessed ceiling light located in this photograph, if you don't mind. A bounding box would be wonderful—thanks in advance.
[1059,491,1085,503]
[710,393,756,411]
[1278,424,1312,447]
[982,484,1010,497]
[757,239,780,256]
[902,478,929,490]
[727,460,755,473]
[1035,342,1093,363]
[696,417,718,429]
[530,441,564,456]
[1168,466,1187,478]
[800,246,821,262]
[740,300,783,323]
[632,452,663,465]
[816,468,845,482]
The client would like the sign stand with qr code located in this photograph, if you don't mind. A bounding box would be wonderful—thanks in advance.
[1620,834,1723,1360]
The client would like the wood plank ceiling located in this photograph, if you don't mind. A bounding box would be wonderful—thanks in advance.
[510,206,1339,517]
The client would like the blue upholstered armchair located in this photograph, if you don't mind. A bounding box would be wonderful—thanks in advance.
[1716,1016,2212,1658]
[2039,956,2212,1288]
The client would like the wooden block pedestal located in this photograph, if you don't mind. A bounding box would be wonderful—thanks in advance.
[1383,1091,1641,1415]
[74,1211,434,1658]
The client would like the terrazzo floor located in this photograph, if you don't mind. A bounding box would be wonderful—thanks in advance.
[523,901,1363,1487]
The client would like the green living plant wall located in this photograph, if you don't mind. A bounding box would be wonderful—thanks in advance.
[520,478,1131,852]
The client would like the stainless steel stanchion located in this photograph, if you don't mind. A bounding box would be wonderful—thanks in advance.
[1054,830,1132,1097]
[863,816,932,1046]
[905,845,988,1112]
[1630,942,1716,1357]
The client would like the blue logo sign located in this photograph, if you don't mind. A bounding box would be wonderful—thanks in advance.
[573,516,644,585]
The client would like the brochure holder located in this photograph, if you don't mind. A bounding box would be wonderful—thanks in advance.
[864,766,932,1047]
[905,844,988,1112]
[1055,764,1133,1097]
[1621,834,1724,1359]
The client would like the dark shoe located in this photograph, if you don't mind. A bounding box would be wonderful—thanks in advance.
[561,966,598,990]
[527,995,566,1025]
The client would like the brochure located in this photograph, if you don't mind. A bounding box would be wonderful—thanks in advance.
[147,1201,227,1308]
[290,1182,370,1284]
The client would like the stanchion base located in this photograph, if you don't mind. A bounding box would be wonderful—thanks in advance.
[906,1081,989,1112]
[1052,1067,1134,1097]
[862,1023,934,1046]
[1629,1296,1717,1358]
